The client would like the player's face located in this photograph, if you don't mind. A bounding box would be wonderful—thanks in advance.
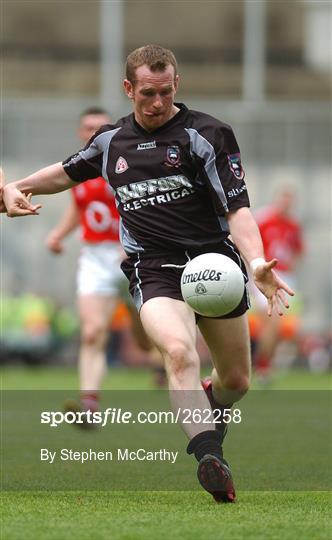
[276,190,295,215]
[124,64,179,131]
[78,114,111,144]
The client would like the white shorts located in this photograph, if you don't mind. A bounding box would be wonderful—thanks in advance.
[77,242,126,296]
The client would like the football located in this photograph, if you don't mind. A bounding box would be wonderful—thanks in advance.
[180,253,245,317]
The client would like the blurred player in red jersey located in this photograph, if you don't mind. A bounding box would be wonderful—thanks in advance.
[252,187,304,382]
[46,108,125,413]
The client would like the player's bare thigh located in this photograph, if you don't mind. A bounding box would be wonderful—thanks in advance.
[78,294,118,341]
[198,314,251,391]
[139,297,197,354]
[140,296,203,392]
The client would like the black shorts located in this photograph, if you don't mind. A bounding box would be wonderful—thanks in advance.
[121,239,250,319]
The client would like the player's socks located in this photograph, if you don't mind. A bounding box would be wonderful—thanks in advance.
[201,377,230,442]
[254,353,272,384]
[81,391,99,412]
[255,352,271,374]
[186,430,223,461]
[187,431,235,503]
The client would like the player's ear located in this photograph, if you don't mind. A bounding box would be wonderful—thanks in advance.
[123,79,134,100]
[174,74,180,93]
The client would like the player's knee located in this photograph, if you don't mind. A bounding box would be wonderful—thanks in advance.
[222,373,250,396]
[81,321,108,347]
[165,342,197,377]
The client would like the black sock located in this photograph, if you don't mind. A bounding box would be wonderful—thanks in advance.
[186,430,223,462]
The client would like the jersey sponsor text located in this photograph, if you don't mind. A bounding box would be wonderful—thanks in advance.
[117,175,194,203]
[122,187,194,212]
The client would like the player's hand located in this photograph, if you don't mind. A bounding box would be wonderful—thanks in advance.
[0,167,7,213]
[45,231,64,254]
[252,258,295,317]
[3,184,42,217]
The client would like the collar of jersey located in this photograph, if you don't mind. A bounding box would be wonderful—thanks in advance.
[131,103,188,137]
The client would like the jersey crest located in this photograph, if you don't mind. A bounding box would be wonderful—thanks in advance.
[227,153,244,180]
[115,156,129,174]
[165,146,181,167]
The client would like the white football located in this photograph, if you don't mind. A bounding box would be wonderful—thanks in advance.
[180,253,245,317]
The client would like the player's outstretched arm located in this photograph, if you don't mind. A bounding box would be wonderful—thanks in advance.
[3,162,77,218]
[227,207,295,316]
[46,200,80,254]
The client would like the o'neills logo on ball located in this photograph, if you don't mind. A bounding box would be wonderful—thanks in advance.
[195,283,207,295]
[182,269,223,285]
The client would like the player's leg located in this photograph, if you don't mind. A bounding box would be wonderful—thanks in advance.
[254,310,280,382]
[198,314,250,443]
[140,296,212,438]
[74,243,122,412]
[198,313,251,407]
[140,297,233,501]
[196,314,250,501]
[249,280,279,383]
[127,302,167,387]
[78,293,118,410]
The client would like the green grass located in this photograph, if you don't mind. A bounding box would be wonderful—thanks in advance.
[2,491,331,540]
[1,365,331,390]
[1,366,331,539]
[1,365,155,390]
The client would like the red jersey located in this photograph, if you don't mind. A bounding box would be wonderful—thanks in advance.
[72,177,120,243]
[256,207,304,272]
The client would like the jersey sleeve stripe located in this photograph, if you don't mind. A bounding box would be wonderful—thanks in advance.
[185,127,228,212]
[66,127,122,181]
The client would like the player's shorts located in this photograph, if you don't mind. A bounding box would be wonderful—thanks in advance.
[77,241,127,296]
[121,239,250,319]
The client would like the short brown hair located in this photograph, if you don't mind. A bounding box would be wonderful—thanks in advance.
[80,107,110,118]
[125,44,178,83]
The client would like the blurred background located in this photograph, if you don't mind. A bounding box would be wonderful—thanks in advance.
[1,0,331,378]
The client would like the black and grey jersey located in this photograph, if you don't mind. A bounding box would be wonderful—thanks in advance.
[63,103,250,255]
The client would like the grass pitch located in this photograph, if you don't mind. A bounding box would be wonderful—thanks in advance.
[2,364,331,390]
[1,366,331,540]
[2,491,330,540]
